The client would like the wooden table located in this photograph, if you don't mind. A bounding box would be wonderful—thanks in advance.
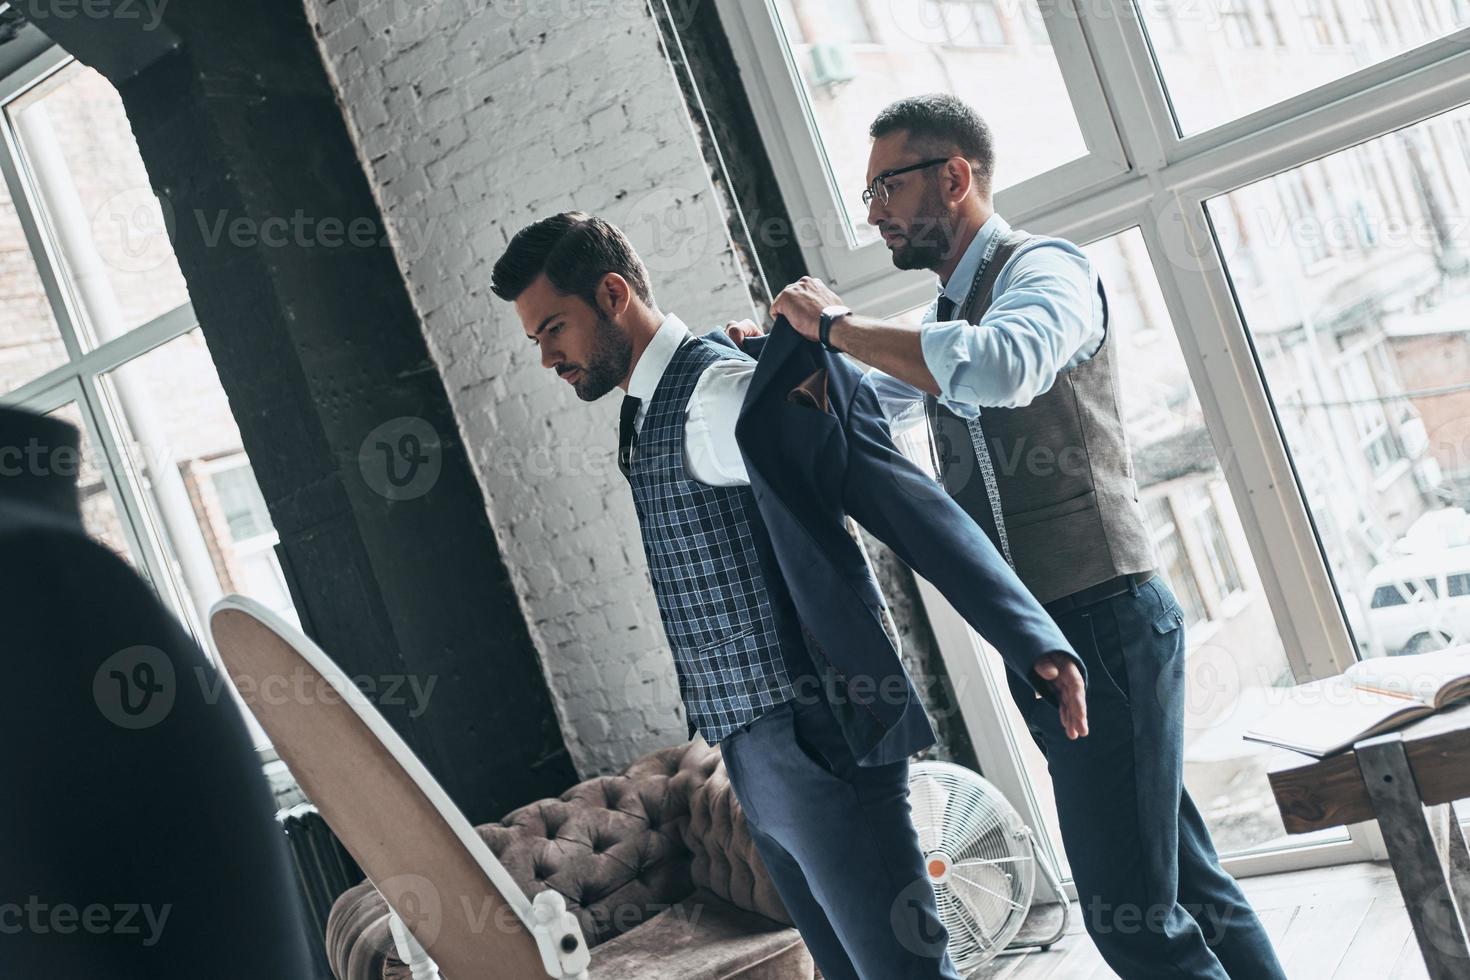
[1267,703,1470,980]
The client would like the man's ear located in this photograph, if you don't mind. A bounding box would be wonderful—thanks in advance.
[597,272,633,319]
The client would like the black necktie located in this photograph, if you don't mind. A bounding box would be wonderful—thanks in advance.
[618,394,642,480]
[936,294,957,322]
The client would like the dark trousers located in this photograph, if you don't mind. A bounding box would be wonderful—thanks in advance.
[1006,575,1287,979]
[719,694,964,980]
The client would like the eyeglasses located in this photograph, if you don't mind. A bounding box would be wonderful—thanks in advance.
[861,157,953,208]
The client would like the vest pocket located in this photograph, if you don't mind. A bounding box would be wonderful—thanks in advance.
[1004,488,1098,529]
[688,622,759,655]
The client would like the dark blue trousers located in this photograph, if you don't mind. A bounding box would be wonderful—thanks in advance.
[719,694,964,980]
[1006,575,1287,979]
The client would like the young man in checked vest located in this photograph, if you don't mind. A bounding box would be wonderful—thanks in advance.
[492,210,1093,979]
[734,94,1287,980]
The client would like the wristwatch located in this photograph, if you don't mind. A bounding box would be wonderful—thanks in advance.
[818,305,851,353]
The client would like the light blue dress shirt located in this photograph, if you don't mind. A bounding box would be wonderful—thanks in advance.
[867,212,1105,424]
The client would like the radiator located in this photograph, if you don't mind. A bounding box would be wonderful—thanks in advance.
[278,802,363,977]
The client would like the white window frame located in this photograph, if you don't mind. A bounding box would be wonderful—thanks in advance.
[0,48,202,610]
[714,0,1129,315]
[1,46,262,647]
[0,46,285,759]
[719,0,1470,877]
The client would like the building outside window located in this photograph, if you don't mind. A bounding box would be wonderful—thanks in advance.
[1193,493,1247,601]
[1222,0,1262,48]
[1144,495,1211,628]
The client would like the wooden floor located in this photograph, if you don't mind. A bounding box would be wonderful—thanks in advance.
[972,860,1430,979]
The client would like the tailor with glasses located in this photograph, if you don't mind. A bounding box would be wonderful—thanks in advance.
[727,94,1286,980]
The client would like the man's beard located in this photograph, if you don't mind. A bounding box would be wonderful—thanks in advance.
[887,182,955,272]
[571,313,632,402]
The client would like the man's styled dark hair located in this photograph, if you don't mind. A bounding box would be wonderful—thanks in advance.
[870,94,996,196]
[490,211,655,310]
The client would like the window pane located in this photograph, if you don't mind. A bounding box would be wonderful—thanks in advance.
[1209,106,1470,662]
[1139,0,1470,135]
[0,164,68,391]
[6,62,189,339]
[773,0,1088,242]
[46,400,133,562]
[102,329,297,632]
[1086,228,1338,860]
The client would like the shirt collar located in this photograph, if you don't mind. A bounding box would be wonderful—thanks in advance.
[626,312,692,401]
[939,211,1011,305]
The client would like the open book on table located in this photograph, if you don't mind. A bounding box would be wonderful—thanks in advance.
[1243,646,1470,757]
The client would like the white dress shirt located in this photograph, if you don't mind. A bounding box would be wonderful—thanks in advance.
[627,312,752,487]
[867,212,1105,424]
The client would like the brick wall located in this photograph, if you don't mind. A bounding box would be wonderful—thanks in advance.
[304,0,760,775]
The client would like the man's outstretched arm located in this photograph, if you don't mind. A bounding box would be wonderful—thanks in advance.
[839,372,1089,740]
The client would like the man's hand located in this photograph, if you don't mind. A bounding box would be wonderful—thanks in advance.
[1033,653,1089,740]
[723,318,765,349]
[771,276,844,342]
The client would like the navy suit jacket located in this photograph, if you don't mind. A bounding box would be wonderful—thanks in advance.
[702,317,1084,766]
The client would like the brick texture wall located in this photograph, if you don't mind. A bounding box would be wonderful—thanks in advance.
[304,0,760,776]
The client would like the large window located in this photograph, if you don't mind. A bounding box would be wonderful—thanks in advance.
[719,0,1125,312]
[720,0,1470,873]
[767,0,1089,242]
[1208,105,1470,661]
[1138,0,1470,134]
[0,55,292,747]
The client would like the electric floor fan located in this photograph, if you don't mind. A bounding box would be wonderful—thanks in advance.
[909,760,1070,973]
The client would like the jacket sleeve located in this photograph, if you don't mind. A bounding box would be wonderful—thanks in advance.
[839,371,1086,702]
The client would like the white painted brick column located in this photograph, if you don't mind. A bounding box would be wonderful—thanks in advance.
[305,0,759,776]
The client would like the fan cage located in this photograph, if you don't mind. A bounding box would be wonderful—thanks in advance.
[909,760,1038,971]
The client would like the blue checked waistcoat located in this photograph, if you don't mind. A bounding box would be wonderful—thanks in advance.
[627,335,816,744]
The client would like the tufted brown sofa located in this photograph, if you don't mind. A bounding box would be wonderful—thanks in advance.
[325,739,817,979]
